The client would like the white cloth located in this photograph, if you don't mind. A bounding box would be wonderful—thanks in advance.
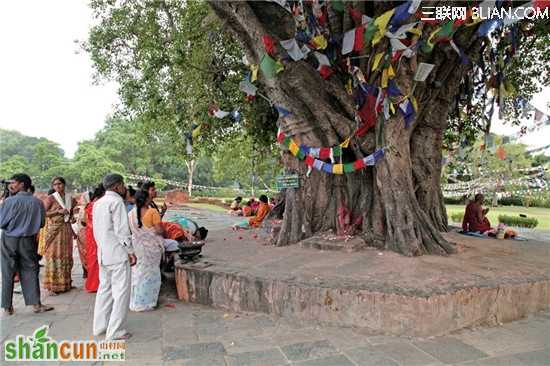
[93,260,131,340]
[52,192,72,223]
[213,109,230,118]
[342,28,356,55]
[93,191,134,266]
[280,39,305,61]
[164,239,179,252]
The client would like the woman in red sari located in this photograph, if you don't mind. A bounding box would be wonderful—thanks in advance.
[84,185,105,293]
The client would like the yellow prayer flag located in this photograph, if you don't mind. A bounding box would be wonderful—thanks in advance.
[340,137,351,148]
[387,65,395,78]
[372,52,384,72]
[389,102,395,114]
[251,64,259,82]
[411,96,418,111]
[312,34,328,50]
[426,27,441,49]
[192,125,201,139]
[332,164,344,174]
[346,79,353,94]
[289,140,299,156]
[275,60,284,74]
[408,27,422,37]
[372,9,395,45]
[381,68,389,88]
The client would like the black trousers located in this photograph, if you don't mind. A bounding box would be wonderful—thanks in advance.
[1,234,41,308]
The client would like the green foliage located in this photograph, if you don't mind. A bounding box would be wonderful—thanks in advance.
[450,212,464,223]
[0,155,30,179]
[498,215,538,228]
[68,141,125,189]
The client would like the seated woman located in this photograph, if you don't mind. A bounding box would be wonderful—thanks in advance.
[233,195,270,230]
[128,190,165,312]
[228,196,243,216]
[242,200,254,217]
[462,193,493,233]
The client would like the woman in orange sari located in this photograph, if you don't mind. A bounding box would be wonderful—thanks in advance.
[43,177,77,295]
[84,184,105,293]
[233,195,270,230]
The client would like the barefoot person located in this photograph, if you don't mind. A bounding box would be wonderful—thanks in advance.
[43,177,77,295]
[462,193,493,233]
[92,174,136,340]
[0,174,53,315]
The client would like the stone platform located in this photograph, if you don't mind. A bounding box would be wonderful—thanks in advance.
[175,225,550,337]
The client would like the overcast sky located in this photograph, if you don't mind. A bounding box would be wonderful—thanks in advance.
[0,1,548,159]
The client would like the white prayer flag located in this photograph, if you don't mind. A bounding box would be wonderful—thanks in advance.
[314,51,331,67]
[409,0,422,14]
[390,38,408,51]
[214,110,230,119]
[342,28,356,55]
[239,80,257,96]
[414,62,435,82]
[280,38,305,61]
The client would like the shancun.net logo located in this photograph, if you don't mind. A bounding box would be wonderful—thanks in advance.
[4,325,126,362]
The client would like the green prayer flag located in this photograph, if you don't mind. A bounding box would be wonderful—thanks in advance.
[297,150,306,160]
[332,0,345,13]
[437,21,455,40]
[260,54,278,79]
[344,163,355,173]
[332,146,342,157]
[363,22,378,47]
[283,136,291,147]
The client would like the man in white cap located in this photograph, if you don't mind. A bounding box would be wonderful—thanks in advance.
[92,173,136,340]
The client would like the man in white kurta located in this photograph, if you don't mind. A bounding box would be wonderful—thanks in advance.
[92,174,137,340]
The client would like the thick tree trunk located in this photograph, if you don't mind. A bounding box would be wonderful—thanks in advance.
[208,1,479,256]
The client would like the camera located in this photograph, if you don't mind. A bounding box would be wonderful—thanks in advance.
[1,179,14,200]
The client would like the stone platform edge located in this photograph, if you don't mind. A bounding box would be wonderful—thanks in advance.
[174,262,550,337]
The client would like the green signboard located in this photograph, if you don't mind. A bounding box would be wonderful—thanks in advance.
[276,174,300,190]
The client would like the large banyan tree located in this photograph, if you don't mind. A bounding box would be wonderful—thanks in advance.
[207,1,549,255]
[86,0,548,256]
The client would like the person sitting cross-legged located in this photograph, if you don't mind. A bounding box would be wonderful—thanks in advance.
[232,195,270,230]
[462,193,493,234]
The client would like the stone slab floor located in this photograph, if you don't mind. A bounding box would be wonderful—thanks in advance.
[2,256,550,366]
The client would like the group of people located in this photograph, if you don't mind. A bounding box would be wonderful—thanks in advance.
[0,172,207,340]
[462,193,517,239]
[229,195,273,229]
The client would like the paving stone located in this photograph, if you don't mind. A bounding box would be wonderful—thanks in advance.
[293,354,355,366]
[126,341,163,360]
[163,326,199,345]
[281,340,338,362]
[456,354,523,365]
[223,334,280,354]
[225,348,289,366]
[344,346,400,366]
[181,356,227,366]
[451,325,548,357]
[164,342,226,361]
[413,337,488,364]
[318,327,371,350]
[514,348,550,365]
[373,341,442,366]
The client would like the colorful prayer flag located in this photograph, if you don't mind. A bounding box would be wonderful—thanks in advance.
[260,54,279,79]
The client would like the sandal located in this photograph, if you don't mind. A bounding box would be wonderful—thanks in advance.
[33,304,54,313]
[113,332,132,340]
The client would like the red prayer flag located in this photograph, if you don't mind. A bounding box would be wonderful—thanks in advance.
[319,148,331,160]
[348,5,363,24]
[277,132,286,143]
[263,35,276,56]
[319,65,333,79]
[354,25,364,52]
[534,0,550,10]
[305,155,315,167]
[353,159,365,170]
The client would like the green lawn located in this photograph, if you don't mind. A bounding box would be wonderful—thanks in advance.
[446,204,550,230]
[183,202,228,213]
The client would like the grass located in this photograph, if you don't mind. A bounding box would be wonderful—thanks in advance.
[182,202,228,213]
[446,204,550,230]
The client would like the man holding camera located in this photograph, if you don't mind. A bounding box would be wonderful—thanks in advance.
[0,174,53,315]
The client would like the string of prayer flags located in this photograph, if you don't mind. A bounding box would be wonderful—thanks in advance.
[208,104,241,123]
[389,2,413,32]
[278,128,385,174]
[280,38,305,61]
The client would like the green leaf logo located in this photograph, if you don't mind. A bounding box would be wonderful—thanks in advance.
[32,326,50,344]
